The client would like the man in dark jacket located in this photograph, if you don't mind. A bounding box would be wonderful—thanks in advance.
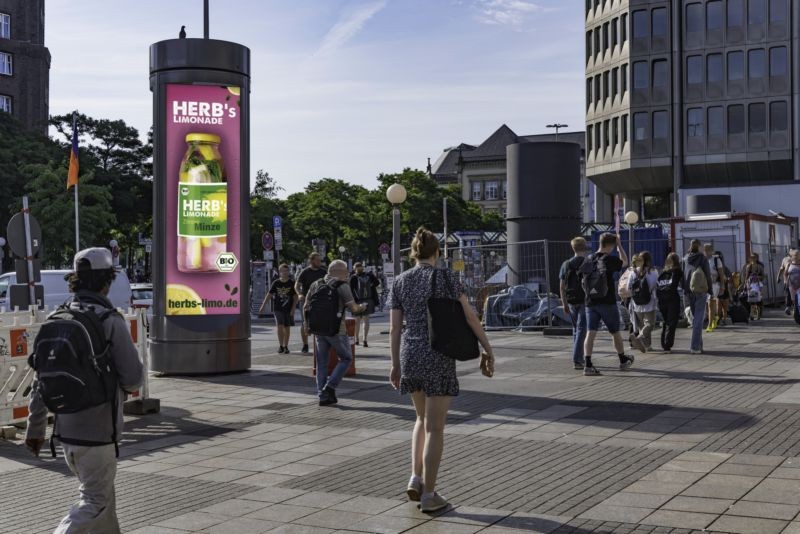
[25,248,143,534]
[683,239,714,354]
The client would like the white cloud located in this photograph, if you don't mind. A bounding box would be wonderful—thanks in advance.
[474,0,551,28]
[316,0,388,56]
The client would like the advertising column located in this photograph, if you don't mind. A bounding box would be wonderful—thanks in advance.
[150,39,251,374]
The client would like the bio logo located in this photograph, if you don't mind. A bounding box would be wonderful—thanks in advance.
[216,251,239,273]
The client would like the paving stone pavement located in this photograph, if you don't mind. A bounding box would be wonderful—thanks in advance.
[1,310,799,533]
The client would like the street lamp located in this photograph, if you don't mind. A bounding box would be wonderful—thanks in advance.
[386,183,407,276]
[109,239,120,267]
[624,210,639,259]
[546,123,568,141]
[338,245,346,259]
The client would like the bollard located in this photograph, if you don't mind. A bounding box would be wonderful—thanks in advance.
[123,309,160,415]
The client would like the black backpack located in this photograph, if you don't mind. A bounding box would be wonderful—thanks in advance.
[580,254,608,303]
[631,272,652,305]
[306,280,344,336]
[564,256,586,305]
[29,300,119,456]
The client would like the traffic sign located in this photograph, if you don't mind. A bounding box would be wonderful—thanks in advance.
[273,215,282,229]
[262,231,274,251]
[7,211,42,257]
[215,251,239,273]
[379,243,390,255]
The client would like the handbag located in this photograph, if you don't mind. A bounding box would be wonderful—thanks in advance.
[427,268,479,361]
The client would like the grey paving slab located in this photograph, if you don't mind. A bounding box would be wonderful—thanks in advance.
[744,479,800,505]
[292,509,372,529]
[661,496,734,514]
[349,514,427,534]
[641,510,717,529]
[330,496,404,515]
[205,517,282,534]
[708,515,789,534]
[727,500,800,521]
[245,504,320,523]
[579,504,654,523]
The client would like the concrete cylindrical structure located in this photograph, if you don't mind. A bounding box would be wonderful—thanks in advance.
[506,142,581,288]
[149,39,251,374]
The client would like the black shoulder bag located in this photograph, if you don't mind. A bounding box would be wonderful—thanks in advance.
[427,269,479,361]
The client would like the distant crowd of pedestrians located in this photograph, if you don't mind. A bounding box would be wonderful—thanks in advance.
[560,233,800,375]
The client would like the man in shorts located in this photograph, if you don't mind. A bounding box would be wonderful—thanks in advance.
[259,264,297,353]
[583,233,633,376]
[295,252,326,353]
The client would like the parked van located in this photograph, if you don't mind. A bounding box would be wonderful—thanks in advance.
[0,269,132,311]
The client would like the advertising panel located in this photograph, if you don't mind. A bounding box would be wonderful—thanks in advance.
[165,84,241,315]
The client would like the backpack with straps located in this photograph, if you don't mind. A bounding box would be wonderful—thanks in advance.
[580,254,609,303]
[689,265,708,294]
[618,268,635,299]
[306,280,345,336]
[564,256,586,305]
[29,299,120,456]
[631,272,652,305]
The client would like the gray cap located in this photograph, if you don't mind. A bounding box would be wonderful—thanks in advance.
[74,247,113,271]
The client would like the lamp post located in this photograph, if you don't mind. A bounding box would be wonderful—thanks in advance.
[546,123,568,142]
[338,245,346,259]
[109,239,120,268]
[624,211,639,260]
[386,183,407,276]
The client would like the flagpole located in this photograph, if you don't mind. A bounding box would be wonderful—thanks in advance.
[74,182,80,253]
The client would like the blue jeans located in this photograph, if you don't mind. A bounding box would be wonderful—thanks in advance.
[688,293,708,351]
[315,334,352,396]
[569,304,587,364]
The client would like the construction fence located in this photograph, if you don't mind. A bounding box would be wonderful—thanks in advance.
[401,237,793,330]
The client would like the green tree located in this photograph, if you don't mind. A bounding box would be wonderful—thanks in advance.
[22,163,115,267]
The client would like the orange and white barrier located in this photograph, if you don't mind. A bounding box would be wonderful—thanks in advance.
[0,307,147,429]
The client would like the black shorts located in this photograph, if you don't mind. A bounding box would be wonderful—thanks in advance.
[274,310,295,327]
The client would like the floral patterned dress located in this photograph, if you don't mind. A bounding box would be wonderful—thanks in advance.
[388,264,463,397]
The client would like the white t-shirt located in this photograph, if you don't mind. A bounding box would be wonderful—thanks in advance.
[708,257,721,283]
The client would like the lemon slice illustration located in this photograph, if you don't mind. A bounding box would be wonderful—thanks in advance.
[227,86,240,96]
[166,284,206,315]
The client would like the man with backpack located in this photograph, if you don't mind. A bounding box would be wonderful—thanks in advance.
[559,237,589,370]
[295,252,327,354]
[350,262,380,348]
[305,260,366,406]
[683,239,714,354]
[581,233,632,376]
[25,248,143,534]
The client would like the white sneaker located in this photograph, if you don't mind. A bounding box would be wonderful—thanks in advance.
[420,493,449,513]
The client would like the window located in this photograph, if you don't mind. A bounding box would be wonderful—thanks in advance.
[706,1,723,30]
[728,51,744,80]
[749,103,766,133]
[770,46,787,77]
[728,105,745,134]
[770,0,788,23]
[611,67,619,99]
[0,13,9,39]
[586,30,592,62]
[708,106,724,136]
[587,126,593,154]
[653,111,669,139]
[612,117,619,147]
[687,55,703,84]
[0,52,10,76]
[0,95,10,114]
[652,8,667,37]
[707,54,723,83]
[586,78,592,110]
[611,17,618,48]
[686,3,703,33]
[586,0,591,17]
[749,0,765,25]
[633,61,648,89]
[471,182,482,201]
[770,101,788,132]
[595,122,602,152]
[652,60,668,99]
[620,13,628,43]
[602,22,609,54]
[632,10,648,39]
[749,48,765,79]
[603,70,610,103]
[503,180,507,199]
[634,112,647,141]
[728,0,744,28]
[622,114,629,144]
[594,75,601,106]
[485,181,499,200]
[603,120,610,153]
[594,27,601,59]
[621,63,628,94]
[688,108,704,137]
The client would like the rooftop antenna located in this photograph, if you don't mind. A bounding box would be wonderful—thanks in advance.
[546,123,568,142]
[204,0,209,39]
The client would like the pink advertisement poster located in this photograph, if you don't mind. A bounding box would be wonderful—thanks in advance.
[165,84,241,316]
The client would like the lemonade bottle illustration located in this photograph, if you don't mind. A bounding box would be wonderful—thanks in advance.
[177,133,228,272]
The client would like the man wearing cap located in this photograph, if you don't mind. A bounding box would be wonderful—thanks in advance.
[25,248,143,534]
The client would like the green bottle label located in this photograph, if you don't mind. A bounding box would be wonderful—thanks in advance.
[177,183,228,238]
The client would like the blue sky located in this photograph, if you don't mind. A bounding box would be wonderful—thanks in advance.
[46,0,583,195]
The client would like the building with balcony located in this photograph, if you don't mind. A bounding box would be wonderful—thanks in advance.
[585,0,800,218]
[0,0,49,134]
[429,125,609,223]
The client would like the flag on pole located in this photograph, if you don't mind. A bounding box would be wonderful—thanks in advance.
[614,195,621,234]
[67,115,79,190]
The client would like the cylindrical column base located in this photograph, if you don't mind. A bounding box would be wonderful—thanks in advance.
[150,339,251,374]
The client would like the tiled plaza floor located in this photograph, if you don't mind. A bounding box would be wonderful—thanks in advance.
[1,310,800,533]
